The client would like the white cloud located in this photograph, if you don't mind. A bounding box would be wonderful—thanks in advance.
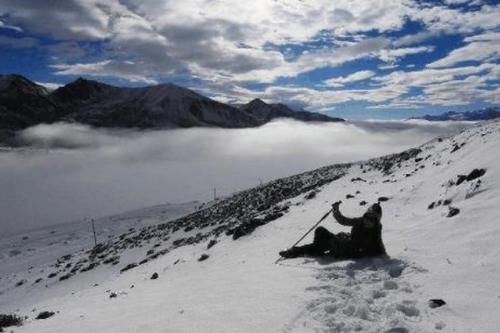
[367,102,422,110]
[232,37,390,83]
[324,70,376,87]
[427,33,500,68]
[2,120,471,234]
[34,81,63,91]
[0,19,23,32]
[378,46,434,62]
[206,62,499,110]
[52,61,159,84]
[0,0,410,83]
[392,31,439,47]
[0,0,112,40]
[1,0,499,107]
[411,3,500,35]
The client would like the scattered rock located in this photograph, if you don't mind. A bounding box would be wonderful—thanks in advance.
[351,177,366,182]
[232,219,266,240]
[89,242,109,259]
[466,168,486,181]
[103,256,120,265]
[198,254,210,262]
[359,200,367,206]
[346,194,355,199]
[207,239,218,249]
[386,327,409,333]
[304,191,317,200]
[378,196,390,202]
[150,272,159,280]
[0,314,23,329]
[429,299,446,308]
[120,263,138,273]
[8,249,21,257]
[15,279,26,287]
[80,262,100,273]
[451,143,464,153]
[109,292,117,299]
[59,273,74,281]
[456,175,467,186]
[36,311,55,320]
[447,206,460,218]
[428,202,435,210]
[456,168,486,185]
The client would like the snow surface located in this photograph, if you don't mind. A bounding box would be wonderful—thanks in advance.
[1,120,500,332]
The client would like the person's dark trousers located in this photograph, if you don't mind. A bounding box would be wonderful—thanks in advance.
[292,226,335,256]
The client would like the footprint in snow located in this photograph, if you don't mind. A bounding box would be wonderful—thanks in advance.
[283,257,434,333]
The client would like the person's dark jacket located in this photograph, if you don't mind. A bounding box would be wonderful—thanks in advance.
[332,206,386,257]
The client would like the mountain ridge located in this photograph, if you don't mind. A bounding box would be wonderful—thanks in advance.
[0,74,344,143]
[240,98,341,123]
[410,106,500,121]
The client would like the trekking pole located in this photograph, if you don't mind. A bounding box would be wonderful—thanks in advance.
[275,207,333,264]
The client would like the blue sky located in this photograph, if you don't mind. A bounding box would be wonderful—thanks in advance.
[0,0,499,119]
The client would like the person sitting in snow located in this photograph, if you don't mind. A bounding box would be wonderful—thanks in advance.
[279,201,386,259]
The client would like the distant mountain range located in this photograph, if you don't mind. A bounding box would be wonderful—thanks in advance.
[410,107,500,121]
[0,74,343,143]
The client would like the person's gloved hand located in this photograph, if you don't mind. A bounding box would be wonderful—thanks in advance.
[331,200,342,212]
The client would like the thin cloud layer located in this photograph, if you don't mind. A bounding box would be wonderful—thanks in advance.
[0,120,472,235]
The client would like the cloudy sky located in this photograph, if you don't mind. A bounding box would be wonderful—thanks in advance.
[0,0,499,118]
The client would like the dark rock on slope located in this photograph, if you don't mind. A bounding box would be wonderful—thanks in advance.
[36,311,55,320]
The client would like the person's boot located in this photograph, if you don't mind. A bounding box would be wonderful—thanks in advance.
[279,246,306,258]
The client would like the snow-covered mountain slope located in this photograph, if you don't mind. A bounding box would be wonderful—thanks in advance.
[1,120,500,332]
[0,201,198,278]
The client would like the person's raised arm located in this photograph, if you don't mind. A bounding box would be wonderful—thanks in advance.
[331,201,363,227]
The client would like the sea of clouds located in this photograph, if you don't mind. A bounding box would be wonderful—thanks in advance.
[0,119,473,235]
